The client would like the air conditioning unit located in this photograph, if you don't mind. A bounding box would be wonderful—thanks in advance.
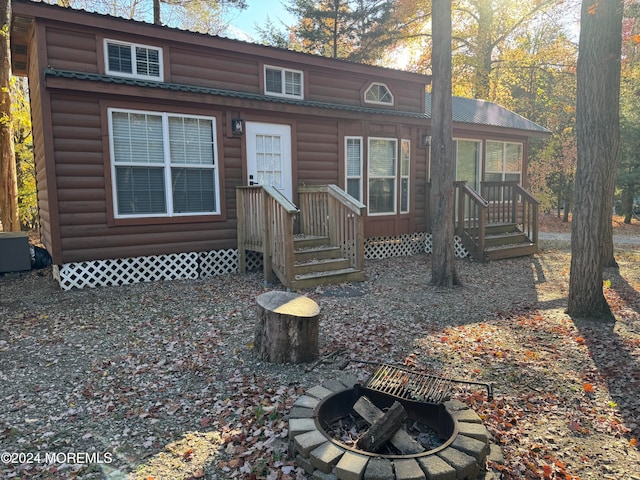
[0,232,32,273]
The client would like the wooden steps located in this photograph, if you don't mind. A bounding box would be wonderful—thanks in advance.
[290,235,366,290]
[482,223,537,261]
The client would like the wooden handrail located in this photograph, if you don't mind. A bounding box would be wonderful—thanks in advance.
[236,186,299,288]
[298,185,365,271]
[454,181,488,261]
[514,184,540,244]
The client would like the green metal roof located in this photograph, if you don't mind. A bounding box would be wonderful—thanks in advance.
[45,68,551,135]
[426,93,551,135]
[44,68,428,119]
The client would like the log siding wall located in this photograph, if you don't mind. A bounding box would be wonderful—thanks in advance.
[14,1,435,265]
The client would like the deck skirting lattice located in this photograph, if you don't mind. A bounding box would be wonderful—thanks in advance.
[52,234,468,290]
[365,233,469,259]
[53,249,239,290]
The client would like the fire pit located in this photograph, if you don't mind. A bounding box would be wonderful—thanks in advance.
[290,371,502,480]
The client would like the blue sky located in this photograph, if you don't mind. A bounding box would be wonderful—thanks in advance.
[228,0,295,40]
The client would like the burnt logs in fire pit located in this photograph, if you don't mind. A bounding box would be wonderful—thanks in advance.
[290,378,503,480]
[353,396,424,454]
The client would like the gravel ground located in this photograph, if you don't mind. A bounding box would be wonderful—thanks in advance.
[1,238,639,479]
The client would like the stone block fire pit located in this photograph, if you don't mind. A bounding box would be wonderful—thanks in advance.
[289,375,503,480]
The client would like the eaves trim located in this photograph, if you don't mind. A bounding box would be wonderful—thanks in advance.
[44,68,429,120]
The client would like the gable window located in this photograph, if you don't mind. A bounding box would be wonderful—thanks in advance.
[264,66,303,98]
[109,108,219,218]
[365,83,394,105]
[368,138,397,214]
[345,137,363,201]
[400,139,410,213]
[105,39,163,81]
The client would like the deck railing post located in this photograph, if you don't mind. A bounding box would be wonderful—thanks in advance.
[236,188,246,273]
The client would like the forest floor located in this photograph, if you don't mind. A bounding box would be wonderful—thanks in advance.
[1,215,639,480]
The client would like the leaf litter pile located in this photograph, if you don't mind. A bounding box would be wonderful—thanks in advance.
[1,238,639,479]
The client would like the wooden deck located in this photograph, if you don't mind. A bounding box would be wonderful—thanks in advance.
[237,185,366,290]
[454,181,539,262]
[237,182,540,289]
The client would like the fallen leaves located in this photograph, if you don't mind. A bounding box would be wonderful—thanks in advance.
[1,240,639,479]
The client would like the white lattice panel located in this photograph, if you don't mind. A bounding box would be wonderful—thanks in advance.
[57,251,204,290]
[365,233,427,259]
[53,236,469,290]
[454,236,470,258]
[366,233,469,260]
[244,251,264,272]
[199,249,238,278]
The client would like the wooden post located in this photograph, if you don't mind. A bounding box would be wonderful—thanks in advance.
[254,291,320,364]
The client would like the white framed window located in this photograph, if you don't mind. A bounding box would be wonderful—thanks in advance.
[368,137,397,215]
[485,141,522,201]
[108,108,219,218]
[400,139,410,213]
[104,39,163,81]
[485,141,522,183]
[345,137,363,202]
[364,82,394,105]
[264,65,303,98]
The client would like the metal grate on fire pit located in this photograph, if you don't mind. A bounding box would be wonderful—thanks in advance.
[364,363,494,403]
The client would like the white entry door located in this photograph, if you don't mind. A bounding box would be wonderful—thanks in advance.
[246,122,293,202]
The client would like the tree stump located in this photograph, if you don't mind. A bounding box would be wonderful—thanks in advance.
[254,291,320,364]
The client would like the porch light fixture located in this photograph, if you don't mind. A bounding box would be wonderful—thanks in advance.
[421,134,431,147]
[232,118,244,136]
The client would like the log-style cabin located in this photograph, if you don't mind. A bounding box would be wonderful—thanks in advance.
[10,0,550,290]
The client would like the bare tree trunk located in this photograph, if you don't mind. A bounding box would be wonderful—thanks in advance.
[568,0,623,320]
[430,0,459,287]
[153,0,161,25]
[0,0,20,232]
[472,0,493,99]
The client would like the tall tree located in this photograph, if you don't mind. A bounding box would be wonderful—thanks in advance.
[12,77,36,230]
[153,0,246,30]
[0,0,20,232]
[616,1,640,223]
[567,0,623,320]
[430,0,459,287]
[262,0,398,64]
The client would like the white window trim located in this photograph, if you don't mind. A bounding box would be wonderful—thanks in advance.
[367,137,397,216]
[345,136,363,202]
[485,140,523,181]
[364,82,394,106]
[400,139,410,214]
[108,107,220,219]
[104,39,164,81]
[263,65,304,99]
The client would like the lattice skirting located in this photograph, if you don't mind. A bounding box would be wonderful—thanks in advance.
[365,233,469,259]
[52,235,468,290]
[53,249,241,291]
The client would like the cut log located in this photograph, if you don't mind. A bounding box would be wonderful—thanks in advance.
[356,400,407,452]
[353,395,424,455]
[254,291,320,364]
